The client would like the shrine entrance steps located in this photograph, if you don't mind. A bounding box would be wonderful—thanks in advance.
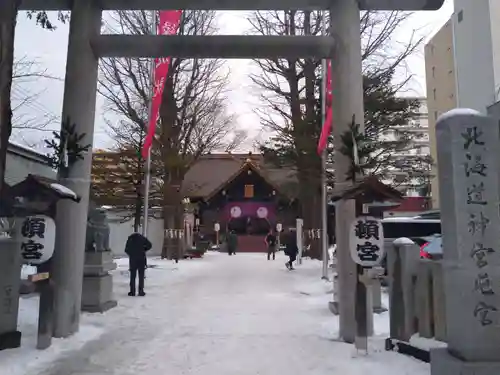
[236,235,267,253]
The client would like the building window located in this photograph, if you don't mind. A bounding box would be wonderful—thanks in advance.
[434,111,438,120]
[244,184,254,198]
[432,66,435,78]
[458,10,463,23]
[433,88,437,100]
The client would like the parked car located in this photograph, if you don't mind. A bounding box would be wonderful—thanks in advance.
[419,235,443,260]
[412,210,440,220]
[382,216,441,253]
[380,217,442,279]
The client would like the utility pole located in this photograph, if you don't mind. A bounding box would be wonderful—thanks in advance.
[330,0,365,343]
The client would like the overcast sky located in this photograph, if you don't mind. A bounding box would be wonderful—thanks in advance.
[11,1,453,152]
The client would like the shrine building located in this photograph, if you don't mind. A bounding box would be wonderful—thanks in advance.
[182,153,299,253]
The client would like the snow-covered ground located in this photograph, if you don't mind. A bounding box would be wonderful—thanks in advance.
[0,253,430,375]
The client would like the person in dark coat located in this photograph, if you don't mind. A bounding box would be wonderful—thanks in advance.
[265,229,277,260]
[284,228,298,270]
[125,232,152,296]
[226,230,238,255]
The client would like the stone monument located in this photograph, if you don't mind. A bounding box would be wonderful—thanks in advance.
[431,109,500,374]
[0,219,22,350]
[82,204,117,312]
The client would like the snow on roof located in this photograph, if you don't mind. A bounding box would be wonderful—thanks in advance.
[8,141,49,161]
[50,183,78,200]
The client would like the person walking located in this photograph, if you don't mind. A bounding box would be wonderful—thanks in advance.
[284,228,298,270]
[125,232,152,296]
[265,229,277,260]
[226,230,238,255]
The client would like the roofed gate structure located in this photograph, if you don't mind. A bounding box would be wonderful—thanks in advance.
[18,0,446,344]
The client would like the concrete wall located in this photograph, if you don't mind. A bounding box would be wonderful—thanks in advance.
[108,212,165,258]
[453,0,496,112]
[5,143,56,185]
[424,19,457,209]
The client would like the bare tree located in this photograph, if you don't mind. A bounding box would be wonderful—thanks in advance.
[0,5,67,203]
[11,56,62,131]
[248,10,426,258]
[98,10,244,257]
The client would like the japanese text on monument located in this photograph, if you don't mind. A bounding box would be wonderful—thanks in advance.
[462,126,498,326]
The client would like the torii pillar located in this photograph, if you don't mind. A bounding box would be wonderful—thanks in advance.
[50,0,101,338]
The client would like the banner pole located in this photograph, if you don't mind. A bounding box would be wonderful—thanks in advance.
[142,10,157,236]
[321,10,329,280]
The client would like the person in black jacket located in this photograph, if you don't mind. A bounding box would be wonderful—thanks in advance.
[284,228,298,270]
[125,232,152,296]
[265,229,277,260]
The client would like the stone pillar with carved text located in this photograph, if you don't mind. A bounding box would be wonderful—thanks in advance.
[431,109,500,374]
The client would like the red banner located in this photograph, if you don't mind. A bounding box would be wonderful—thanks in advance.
[317,59,332,154]
[141,10,183,159]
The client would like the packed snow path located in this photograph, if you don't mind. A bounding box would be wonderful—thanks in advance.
[4,253,429,375]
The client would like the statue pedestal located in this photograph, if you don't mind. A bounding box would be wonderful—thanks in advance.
[82,251,117,313]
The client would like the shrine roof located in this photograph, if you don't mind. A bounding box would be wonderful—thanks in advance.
[9,174,81,203]
[182,153,296,199]
[330,175,404,202]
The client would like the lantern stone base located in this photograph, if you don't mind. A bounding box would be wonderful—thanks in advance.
[81,251,117,313]
[0,238,23,351]
[431,348,500,375]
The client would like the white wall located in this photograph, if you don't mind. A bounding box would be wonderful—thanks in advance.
[489,0,500,101]
[108,212,165,258]
[453,0,496,112]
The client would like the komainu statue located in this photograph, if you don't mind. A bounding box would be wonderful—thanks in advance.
[85,205,111,252]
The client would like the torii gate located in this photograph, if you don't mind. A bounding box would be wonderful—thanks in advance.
[18,0,445,341]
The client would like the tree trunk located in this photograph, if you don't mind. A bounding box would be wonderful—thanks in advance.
[161,170,185,260]
[159,72,186,261]
[298,171,322,259]
[0,0,19,198]
[133,193,142,232]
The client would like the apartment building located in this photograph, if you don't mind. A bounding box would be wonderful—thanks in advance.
[453,0,500,112]
[381,98,431,197]
[424,19,457,209]
[424,1,500,208]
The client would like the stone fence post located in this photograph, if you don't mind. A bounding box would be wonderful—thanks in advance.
[387,237,419,342]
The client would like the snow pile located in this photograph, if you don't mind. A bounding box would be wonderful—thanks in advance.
[0,296,103,375]
[410,334,447,350]
[20,265,37,280]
